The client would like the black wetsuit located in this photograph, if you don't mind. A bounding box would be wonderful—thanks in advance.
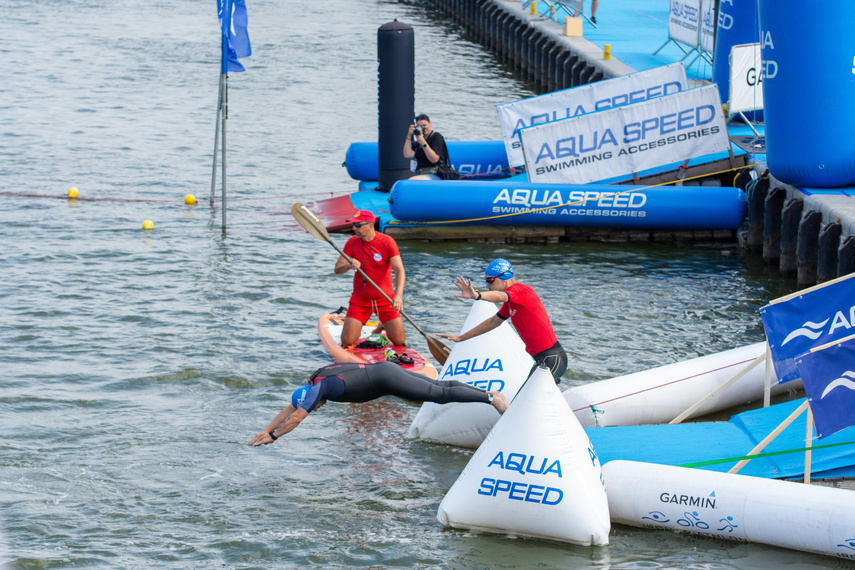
[296,361,491,413]
[530,342,568,384]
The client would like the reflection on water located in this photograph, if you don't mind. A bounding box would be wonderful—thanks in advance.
[0,0,831,567]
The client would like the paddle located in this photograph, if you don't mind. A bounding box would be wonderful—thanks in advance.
[291,203,452,365]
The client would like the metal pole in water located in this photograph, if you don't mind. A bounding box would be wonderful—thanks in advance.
[211,74,223,207]
[222,74,228,231]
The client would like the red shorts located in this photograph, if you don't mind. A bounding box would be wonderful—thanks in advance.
[346,293,401,323]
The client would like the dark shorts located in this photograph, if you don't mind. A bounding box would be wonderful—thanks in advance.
[530,342,568,384]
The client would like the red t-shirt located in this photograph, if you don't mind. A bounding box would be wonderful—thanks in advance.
[343,232,400,300]
[497,282,558,356]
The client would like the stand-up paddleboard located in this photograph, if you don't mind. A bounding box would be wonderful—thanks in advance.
[318,311,437,379]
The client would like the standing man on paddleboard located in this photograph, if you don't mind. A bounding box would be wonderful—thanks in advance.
[438,258,568,384]
[247,361,507,445]
[334,209,407,347]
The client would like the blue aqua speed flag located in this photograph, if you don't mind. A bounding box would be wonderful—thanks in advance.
[760,273,855,384]
[796,335,855,439]
[218,0,251,73]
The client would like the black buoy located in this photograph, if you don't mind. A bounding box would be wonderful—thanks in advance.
[377,20,415,192]
[838,236,855,277]
[763,186,786,265]
[746,177,769,254]
[779,199,803,279]
[816,222,842,283]
[797,210,822,289]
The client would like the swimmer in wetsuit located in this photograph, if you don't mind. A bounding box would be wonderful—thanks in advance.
[247,361,508,446]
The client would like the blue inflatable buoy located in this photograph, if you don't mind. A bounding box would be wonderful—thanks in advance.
[759,0,855,187]
[345,140,512,181]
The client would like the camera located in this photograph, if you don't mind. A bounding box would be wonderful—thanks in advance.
[413,126,422,137]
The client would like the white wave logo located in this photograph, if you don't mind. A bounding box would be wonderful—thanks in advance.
[781,318,830,346]
[820,371,855,399]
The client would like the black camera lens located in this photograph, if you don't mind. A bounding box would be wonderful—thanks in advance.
[413,127,422,136]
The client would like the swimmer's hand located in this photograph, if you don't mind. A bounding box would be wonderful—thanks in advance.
[248,431,275,446]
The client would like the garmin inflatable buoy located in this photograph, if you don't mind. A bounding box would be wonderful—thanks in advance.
[437,367,611,545]
[408,300,533,448]
[604,460,855,559]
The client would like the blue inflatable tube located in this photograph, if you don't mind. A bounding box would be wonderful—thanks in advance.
[389,181,747,229]
[344,140,511,181]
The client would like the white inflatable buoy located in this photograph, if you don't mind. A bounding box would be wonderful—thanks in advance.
[437,367,611,546]
[408,300,534,448]
[565,342,796,428]
[603,460,855,559]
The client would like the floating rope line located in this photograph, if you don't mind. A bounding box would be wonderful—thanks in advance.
[0,189,353,203]
[7,219,294,234]
[387,161,768,226]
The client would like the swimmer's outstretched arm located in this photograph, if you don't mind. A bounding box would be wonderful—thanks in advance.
[438,314,503,343]
[247,404,309,446]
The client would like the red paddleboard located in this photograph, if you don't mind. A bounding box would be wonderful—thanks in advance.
[318,312,437,379]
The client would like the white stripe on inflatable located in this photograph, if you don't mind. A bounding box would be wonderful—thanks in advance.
[407,300,533,448]
[603,460,855,559]
[564,342,800,428]
[437,367,611,546]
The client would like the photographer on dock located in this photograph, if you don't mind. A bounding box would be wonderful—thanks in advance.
[402,114,448,180]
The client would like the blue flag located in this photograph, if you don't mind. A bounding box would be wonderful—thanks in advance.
[760,273,855,383]
[218,0,252,73]
[796,335,855,439]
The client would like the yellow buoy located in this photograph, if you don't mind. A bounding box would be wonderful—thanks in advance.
[184,194,197,205]
[68,187,79,198]
[142,220,154,230]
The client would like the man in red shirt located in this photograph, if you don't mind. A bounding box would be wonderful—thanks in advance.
[438,258,567,383]
[334,210,406,347]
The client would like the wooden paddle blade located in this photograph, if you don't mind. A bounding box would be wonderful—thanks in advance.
[425,334,452,366]
[291,203,331,242]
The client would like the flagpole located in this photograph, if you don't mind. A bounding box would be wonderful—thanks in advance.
[221,73,228,231]
[210,74,224,207]
[215,0,249,232]
[218,0,232,232]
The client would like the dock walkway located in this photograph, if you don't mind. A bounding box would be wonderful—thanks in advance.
[429,0,855,286]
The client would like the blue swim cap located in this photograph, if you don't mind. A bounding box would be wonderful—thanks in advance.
[291,383,312,408]
[485,258,514,280]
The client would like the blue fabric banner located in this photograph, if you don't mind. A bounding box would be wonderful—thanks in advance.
[760,274,855,384]
[796,336,855,439]
[218,0,251,73]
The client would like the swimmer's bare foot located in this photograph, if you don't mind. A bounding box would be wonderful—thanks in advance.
[489,391,508,414]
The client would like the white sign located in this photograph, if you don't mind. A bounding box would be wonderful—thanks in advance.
[668,0,701,49]
[520,84,729,184]
[729,43,764,114]
[497,63,688,167]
